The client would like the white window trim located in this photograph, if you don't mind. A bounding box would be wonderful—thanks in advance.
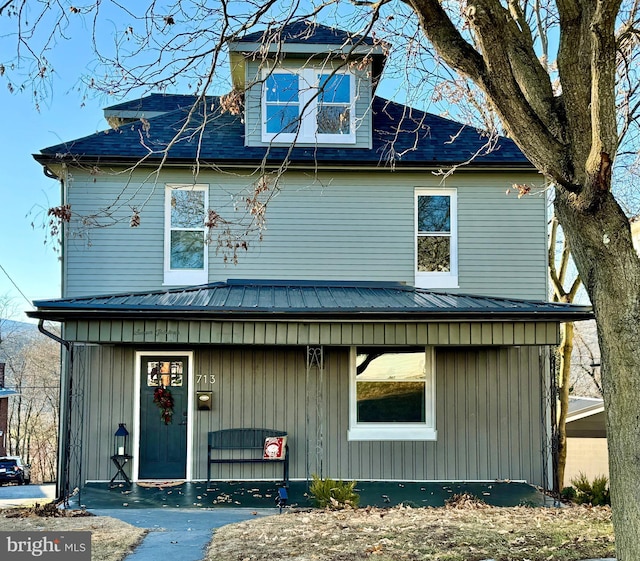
[163,184,209,286]
[261,67,356,144]
[415,188,459,289]
[133,351,194,482]
[347,347,437,441]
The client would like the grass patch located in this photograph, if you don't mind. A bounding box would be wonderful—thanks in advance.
[0,505,146,561]
[206,503,614,561]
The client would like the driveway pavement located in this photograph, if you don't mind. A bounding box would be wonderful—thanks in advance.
[0,483,56,507]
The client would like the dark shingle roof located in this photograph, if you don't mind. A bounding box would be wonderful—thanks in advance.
[37,95,530,168]
[236,20,376,46]
[29,279,593,322]
[104,94,202,114]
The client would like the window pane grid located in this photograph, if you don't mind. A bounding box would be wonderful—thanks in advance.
[416,193,452,274]
[265,73,300,135]
[167,187,206,272]
[263,69,354,141]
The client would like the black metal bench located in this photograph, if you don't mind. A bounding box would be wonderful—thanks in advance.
[207,428,289,487]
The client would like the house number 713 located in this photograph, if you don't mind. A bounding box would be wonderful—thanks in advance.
[196,374,216,384]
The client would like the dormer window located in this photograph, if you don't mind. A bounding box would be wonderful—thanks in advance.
[262,68,355,144]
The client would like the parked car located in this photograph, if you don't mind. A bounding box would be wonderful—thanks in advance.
[0,456,31,485]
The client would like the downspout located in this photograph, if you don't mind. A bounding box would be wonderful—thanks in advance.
[39,163,74,506]
[38,320,74,506]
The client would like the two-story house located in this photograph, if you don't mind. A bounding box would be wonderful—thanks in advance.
[29,22,591,500]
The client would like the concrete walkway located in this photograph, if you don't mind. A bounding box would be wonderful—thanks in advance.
[90,507,275,561]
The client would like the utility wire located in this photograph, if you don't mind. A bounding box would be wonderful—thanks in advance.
[0,263,35,309]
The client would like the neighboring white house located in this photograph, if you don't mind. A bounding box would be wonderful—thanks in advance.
[565,396,608,484]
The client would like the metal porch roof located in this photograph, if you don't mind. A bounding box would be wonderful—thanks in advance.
[28,280,593,322]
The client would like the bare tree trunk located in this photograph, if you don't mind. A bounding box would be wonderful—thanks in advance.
[556,192,640,558]
[556,321,574,491]
[548,216,582,493]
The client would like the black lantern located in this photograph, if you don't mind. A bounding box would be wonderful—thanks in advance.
[114,423,129,457]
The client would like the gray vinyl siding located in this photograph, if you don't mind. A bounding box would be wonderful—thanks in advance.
[63,168,546,300]
[243,59,372,148]
[75,345,137,484]
[63,319,560,346]
[73,344,546,486]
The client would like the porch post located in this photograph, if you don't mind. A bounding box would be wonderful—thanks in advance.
[305,346,324,483]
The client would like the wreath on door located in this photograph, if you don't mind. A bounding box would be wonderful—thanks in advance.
[153,387,175,424]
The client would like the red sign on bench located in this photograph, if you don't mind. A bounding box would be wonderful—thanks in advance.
[263,436,287,460]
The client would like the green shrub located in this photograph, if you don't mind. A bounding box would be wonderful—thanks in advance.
[560,486,577,501]
[309,474,360,509]
[570,472,611,506]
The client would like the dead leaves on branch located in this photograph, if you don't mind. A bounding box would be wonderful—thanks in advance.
[506,183,532,198]
[220,89,245,116]
[44,171,274,264]
[47,204,72,238]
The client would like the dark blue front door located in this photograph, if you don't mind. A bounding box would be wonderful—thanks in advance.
[139,355,188,479]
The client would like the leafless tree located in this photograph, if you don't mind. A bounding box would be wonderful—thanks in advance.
[4,0,640,554]
[549,216,582,492]
[571,320,603,397]
[0,314,60,483]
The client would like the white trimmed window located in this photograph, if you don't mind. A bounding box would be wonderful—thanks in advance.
[262,68,356,144]
[348,347,437,441]
[164,184,208,286]
[415,189,458,288]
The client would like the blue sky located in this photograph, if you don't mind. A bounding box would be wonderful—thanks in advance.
[0,71,107,322]
[0,13,122,322]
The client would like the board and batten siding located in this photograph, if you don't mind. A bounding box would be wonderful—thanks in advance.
[243,58,373,149]
[73,343,547,487]
[63,320,560,346]
[62,168,545,300]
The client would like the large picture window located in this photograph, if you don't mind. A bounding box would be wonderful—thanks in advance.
[262,68,355,144]
[164,184,208,286]
[348,347,436,441]
[415,189,458,288]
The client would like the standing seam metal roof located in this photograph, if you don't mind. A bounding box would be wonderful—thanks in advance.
[29,280,593,321]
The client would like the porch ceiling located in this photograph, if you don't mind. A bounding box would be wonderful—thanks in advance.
[28,279,593,323]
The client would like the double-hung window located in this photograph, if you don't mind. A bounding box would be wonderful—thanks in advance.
[262,68,355,144]
[164,184,208,286]
[348,347,437,441]
[415,189,458,288]
[264,73,300,135]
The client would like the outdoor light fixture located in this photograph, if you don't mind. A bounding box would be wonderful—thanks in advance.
[110,423,132,485]
[114,423,129,457]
